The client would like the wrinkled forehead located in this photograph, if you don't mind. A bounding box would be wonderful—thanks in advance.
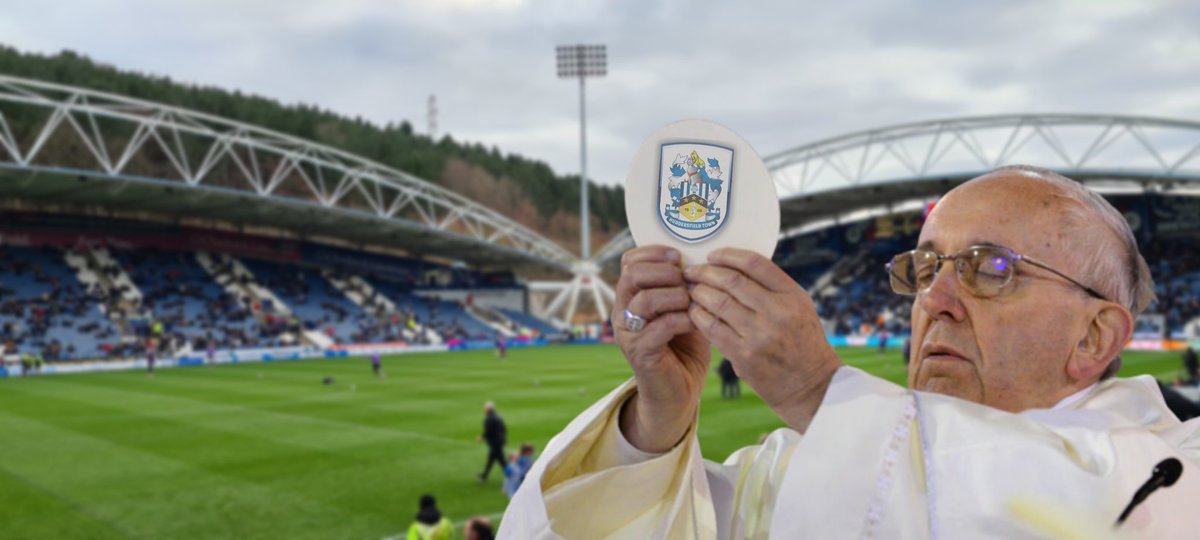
[918,174,1070,257]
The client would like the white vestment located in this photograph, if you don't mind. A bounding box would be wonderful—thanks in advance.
[498,367,1200,539]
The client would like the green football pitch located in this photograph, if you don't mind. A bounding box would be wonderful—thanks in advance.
[0,345,1186,539]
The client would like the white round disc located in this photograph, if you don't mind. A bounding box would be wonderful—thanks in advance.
[624,119,779,267]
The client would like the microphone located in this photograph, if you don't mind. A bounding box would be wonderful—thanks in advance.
[1114,457,1183,527]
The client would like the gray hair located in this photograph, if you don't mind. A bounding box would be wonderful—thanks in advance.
[991,165,1156,379]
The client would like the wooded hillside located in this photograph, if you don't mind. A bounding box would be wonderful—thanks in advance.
[0,45,625,255]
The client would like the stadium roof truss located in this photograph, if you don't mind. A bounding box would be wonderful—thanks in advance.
[595,113,1200,264]
[768,114,1200,229]
[0,75,579,272]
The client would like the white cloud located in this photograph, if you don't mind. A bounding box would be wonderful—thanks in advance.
[0,0,1196,187]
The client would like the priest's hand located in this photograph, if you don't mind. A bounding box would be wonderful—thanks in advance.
[613,245,711,453]
[685,247,843,433]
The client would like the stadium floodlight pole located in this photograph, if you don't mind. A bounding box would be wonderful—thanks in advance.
[556,44,606,259]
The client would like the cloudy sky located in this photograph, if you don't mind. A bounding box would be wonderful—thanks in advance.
[1,0,1197,187]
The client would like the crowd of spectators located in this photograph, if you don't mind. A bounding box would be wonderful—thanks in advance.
[790,235,1200,341]
[119,249,296,352]
[0,248,119,360]
[806,248,913,338]
[1143,238,1200,337]
[334,268,506,343]
[5,234,1197,364]
[354,301,496,344]
[244,263,372,343]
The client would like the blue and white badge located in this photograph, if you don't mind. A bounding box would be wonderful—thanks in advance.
[658,143,733,242]
[625,120,779,267]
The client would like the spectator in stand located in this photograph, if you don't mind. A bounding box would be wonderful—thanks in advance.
[21,352,38,375]
[405,494,452,540]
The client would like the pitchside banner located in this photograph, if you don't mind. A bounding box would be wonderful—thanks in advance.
[1,344,454,377]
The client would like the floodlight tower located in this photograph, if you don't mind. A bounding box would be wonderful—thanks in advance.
[556,44,606,259]
[537,44,613,329]
[427,94,438,139]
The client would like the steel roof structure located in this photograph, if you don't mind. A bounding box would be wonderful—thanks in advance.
[0,75,578,273]
[595,113,1200,263]
[4,74,1198,289]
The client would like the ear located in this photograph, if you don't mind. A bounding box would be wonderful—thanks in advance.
[1068,303,1134,382]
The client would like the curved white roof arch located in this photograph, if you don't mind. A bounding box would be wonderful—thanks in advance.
[595,113,1200,264]
[766,114,1200,228]
[0,75,578,272]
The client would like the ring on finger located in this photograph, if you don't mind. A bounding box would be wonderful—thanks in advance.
[623,309,648,332]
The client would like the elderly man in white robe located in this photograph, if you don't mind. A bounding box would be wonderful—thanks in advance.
[499,166,1200,539]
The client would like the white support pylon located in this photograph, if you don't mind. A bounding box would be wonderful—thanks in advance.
[528,260,615,328]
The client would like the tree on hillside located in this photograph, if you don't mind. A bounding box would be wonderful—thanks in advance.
[0,45,627,253]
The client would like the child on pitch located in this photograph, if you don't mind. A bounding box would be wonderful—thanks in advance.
[502,443,535,498]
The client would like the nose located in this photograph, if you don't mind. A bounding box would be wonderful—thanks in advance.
[919,260,967,322]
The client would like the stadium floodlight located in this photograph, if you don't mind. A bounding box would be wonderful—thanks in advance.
[556,44,606,259]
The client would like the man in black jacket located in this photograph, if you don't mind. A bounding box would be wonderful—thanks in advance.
[477,401,507,482]
[1183,346,1199,385]
[717,357,740,399]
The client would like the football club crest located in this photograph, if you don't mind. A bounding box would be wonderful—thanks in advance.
[657,143,733,242]
[625,120,778,267]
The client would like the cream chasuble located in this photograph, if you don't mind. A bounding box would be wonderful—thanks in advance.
[499,367,1200,539]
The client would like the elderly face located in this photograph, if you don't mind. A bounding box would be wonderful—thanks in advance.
[907,173,1099,412]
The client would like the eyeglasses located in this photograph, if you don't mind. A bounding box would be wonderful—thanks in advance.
[886,244,1108,300]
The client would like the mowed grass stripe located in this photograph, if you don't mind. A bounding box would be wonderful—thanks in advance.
[5,373,476,454]
[0,384,404,523]
[0,346,637,539]
[0,463,142,539]
[0,344,1186,540]
[0,404,382,540]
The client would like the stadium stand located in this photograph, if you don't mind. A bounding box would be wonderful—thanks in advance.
[0,209,564,363]
[366,278,498,343]
[773,197,1200,343]
[0,246,119,360]
[1144,238,1200,338]
[5,190,1198,364]
[111,248,261,350]
[776,214,922,340]
[423,296,501,342]
[498,307,561,337]
[239,258,370,344]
